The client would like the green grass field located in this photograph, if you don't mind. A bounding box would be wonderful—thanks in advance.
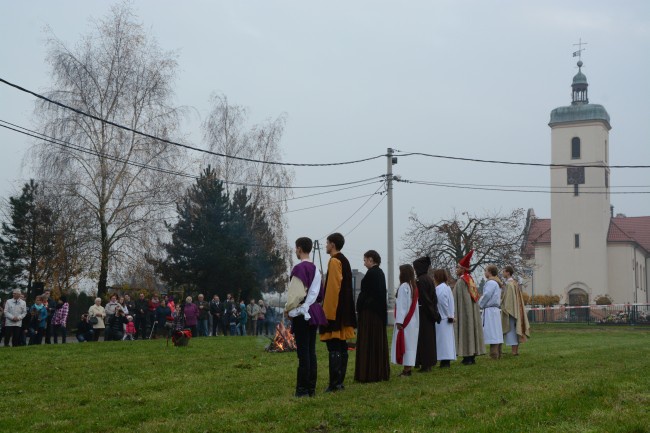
[1,324,649,433]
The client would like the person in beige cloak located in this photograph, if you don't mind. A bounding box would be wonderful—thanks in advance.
[501,265,530,355]
[453,250,485,365]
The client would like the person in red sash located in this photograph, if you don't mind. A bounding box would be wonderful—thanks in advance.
[390,264,420,377]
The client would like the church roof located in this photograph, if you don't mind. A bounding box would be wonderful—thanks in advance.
[549,60,611,129]
[549,104,610,128]
[573,70,588,85]
[608,216,650,253]
[522,216,650,256]
[522,218,551,257]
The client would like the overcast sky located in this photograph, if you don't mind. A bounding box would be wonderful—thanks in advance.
[1,1,649,288]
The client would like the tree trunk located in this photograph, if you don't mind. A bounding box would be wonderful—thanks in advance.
[98,221,109,297]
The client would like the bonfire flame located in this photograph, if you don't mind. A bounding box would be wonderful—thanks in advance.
[266,322,297,352]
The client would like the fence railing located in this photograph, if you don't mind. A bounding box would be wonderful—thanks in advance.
[526,304,650,325]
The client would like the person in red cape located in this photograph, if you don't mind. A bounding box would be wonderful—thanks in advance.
[453,250,485,365]
[390,264,420,377]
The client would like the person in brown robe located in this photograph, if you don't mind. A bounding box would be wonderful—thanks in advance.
[453,250,485,365]
[354,250,390,382]
[413,256,440,372]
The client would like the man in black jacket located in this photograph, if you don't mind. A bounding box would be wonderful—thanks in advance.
[134,293,149,340]
[210,295,225,336]
[43,289,58,344]
[223,293,235,336]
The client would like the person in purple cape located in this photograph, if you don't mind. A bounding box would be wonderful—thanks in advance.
[285,237,325,397]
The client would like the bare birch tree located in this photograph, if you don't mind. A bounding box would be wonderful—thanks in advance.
[402,208,527,274]
[202,95,294,283]
[33,3,185,296]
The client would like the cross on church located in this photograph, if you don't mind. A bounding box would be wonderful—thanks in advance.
[573,38,587,61]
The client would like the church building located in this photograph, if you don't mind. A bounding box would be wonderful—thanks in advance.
[521,60,650,305]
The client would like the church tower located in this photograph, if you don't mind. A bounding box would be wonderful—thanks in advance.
[548,60,611,304]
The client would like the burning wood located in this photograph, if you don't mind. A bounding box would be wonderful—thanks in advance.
[266,321,297,352]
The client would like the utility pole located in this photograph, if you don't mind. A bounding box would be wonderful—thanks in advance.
[312,239,324,276]
[386,148,397,321]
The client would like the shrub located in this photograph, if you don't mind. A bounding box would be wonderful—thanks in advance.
[595,295,613,305]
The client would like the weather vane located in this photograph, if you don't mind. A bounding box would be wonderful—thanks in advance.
[572,38,587,61]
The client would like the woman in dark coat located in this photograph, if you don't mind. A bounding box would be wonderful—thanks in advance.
[414,256,440,372]
[354,250,390,382]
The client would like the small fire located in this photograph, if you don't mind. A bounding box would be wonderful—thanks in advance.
[266,322,297,352]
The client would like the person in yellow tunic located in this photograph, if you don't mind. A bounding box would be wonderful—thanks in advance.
[319,232,356,392]
[501,265,530,356]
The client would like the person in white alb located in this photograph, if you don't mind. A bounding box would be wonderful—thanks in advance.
[390,264,420,377]
[434,269,456,368]
[479,265,504,359]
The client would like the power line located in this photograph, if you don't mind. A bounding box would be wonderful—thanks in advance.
[324,184,386,236]
[400,178,650,194]
[0,121,197,179]
[4,78,648,171]
[414,179,650,189]
[345,194,387,237]
[0,77,386,167]
[395,150,650,169]
[277,180,384,203]
[5,119,648,197]
[0,119,384,190]
[285,192,381,214]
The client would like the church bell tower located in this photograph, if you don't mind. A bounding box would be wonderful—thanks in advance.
[548,59,611,304]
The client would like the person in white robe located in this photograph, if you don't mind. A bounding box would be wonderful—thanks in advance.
[480,265,504,359]
[390,265,420,376]
[433,269,455,368]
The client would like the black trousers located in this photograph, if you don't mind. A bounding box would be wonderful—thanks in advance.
[293,316,317,392]
[45,316,54,343]
[212,315,225,336]
[326,338,348,353]
[4,326,22,347]
[135,314,147,339]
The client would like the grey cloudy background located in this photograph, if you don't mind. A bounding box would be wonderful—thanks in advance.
[1,1,649,286]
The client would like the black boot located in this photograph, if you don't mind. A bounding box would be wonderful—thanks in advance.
[325,351,342,393]
[294,386,310,398]
[338,350,348,390]
[308,365,317,397]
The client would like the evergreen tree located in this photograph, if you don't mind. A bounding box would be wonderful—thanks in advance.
[151,167,286,301]
[0,180,54,298]
[230,187,286,300]
[152,167,232,298]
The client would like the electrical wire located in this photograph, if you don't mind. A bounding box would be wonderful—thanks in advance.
[0,119,385,190]
[395,150,650,169]
[324,184,386,234]
[414,179,650,189]
[3,78,647,170]
[400,178,650,194]
[0,77,386,167]
[276,179,384,203]
[285,192,381,214]
[0,121,197,179]
[345,194,387,237]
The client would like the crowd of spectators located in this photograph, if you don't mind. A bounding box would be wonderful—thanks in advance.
[1,289,280,346]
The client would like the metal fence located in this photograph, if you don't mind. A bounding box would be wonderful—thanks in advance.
[527,304,650,325]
